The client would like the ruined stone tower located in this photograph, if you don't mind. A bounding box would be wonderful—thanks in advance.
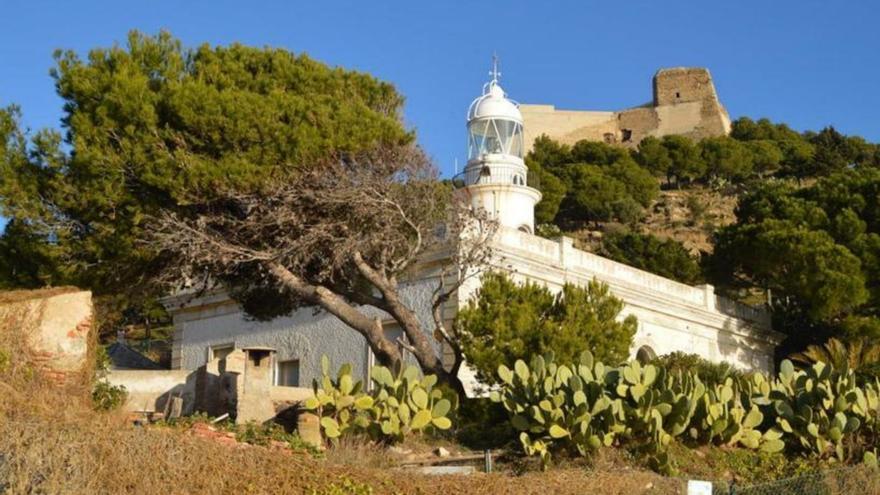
[521,67,731,151]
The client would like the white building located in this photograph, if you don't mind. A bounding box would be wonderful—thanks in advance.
[164,66,783,392]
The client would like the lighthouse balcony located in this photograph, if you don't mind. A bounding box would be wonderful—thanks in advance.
[451,166,540,190]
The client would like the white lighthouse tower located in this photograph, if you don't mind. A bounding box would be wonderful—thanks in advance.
[460,57,541,233]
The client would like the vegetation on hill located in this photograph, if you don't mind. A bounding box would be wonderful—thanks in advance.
[526,118,880,357]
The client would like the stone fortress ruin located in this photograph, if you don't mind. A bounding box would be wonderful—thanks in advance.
[520,67,731,150]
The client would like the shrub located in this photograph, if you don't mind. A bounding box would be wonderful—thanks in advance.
[91,344,127,411]
[685,195,706,224]
[457,273,636,385]
[649,352,741,388]
[599,232,702,285]
[91,380,128,411]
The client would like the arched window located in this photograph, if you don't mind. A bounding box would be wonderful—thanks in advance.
[636,345,657,364]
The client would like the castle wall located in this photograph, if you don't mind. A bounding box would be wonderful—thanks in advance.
[520,104,618,151]
[521,67,731,150]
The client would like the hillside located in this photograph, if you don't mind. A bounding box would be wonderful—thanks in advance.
[641,186,739,254]
[568,185,738,257]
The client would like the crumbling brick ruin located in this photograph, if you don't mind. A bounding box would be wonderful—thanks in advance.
[521,67,731,150]
[0,288,94,384]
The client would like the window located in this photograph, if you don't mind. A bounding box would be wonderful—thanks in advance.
[276,359,300,387]
[621,129,633,142]
[209,344,234,361]
[675,92,681,98]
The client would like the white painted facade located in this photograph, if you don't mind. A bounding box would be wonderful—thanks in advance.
[164,66,784,391]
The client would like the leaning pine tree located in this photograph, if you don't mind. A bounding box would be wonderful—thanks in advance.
[0,30,496,394]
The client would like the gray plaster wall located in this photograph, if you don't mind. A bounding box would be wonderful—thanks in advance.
[173,276,442,386]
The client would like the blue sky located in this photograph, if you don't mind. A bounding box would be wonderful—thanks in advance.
[2,0,879,185]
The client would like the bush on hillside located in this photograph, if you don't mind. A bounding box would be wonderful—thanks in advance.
[599,231,703,285]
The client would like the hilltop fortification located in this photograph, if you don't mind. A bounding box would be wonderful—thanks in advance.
[521,67,731,150]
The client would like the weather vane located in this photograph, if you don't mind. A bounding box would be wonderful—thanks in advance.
[490,53,501,83]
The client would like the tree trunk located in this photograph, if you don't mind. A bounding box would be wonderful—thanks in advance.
[266,262,403,370]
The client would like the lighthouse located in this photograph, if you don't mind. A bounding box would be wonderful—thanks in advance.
[460,57,542,234]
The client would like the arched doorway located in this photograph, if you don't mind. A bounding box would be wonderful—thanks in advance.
[636,345,657,364]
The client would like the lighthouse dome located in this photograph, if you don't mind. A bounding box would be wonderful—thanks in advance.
[467,80,522,123]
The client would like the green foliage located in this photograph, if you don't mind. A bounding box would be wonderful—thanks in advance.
[789,338,880,383]
[311,477,376,495]
[745,360,880,462]
[599,231,702,285]
[0,30,410,298]
[490,351,622,470]
[699,136,754,182]
[635,136,672,178]
[235,421,292,446]
[661,135,706,185]
[91,380,128,411]
[526,137,657,225]
[234,421,323,455]
[730,117,815,179]
[746,140,784,178]
[649,352,741,388]
[491,352,880,473]
[457,273,636,385]
[91,345,128,411]
[711,169,880,334]
[303,356,455,443]
[534,223,563,240]
[527,159,566,225]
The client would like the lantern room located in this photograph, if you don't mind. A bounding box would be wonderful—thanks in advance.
[466,80,525,161]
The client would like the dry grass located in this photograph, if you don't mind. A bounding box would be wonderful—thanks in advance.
[2,300,875,494]
[0,304,685,494]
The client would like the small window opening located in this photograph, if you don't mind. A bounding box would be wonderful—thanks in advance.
[675,92,681,98]
[276,359,300,387]
[621,129,633,142]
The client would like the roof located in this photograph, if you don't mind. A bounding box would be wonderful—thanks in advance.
[106,342,164,370]
[468,80,522,123]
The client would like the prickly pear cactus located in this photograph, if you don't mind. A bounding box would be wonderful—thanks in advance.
[367,363,456,441]
[490,351,621,469]
[302,356,455,443]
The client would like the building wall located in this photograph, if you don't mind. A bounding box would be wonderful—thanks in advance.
[165,276,445,387]
[106,369,195,414]
[168,228,782,389]
[521,67,731,150]
[480,229,781,372]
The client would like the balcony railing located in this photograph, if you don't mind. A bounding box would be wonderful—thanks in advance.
[451,167,540,190]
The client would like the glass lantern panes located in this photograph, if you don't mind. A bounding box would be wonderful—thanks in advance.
[468,118,523,159]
